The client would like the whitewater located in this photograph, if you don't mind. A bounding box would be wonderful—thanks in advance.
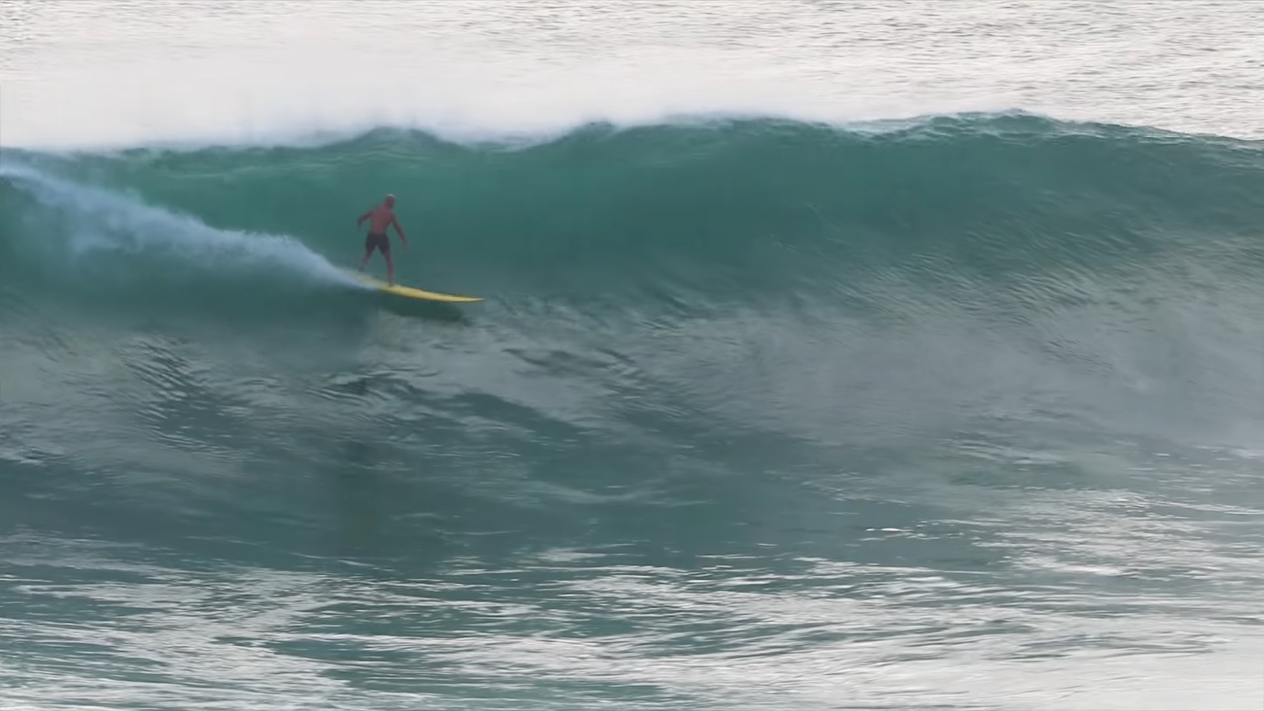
[2,1,1264,709]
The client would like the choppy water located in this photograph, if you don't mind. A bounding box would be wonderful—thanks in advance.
[2,1,1264,709]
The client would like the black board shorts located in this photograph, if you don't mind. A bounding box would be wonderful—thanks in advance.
[365,232,390,255]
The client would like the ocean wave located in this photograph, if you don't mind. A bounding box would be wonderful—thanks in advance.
[2,113,1262,447]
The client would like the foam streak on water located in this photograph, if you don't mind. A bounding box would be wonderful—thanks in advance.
[0,163,353,286]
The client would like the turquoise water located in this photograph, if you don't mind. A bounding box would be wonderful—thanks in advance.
[3,2,1264,709]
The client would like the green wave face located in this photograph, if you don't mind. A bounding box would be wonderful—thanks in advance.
[2,113,1263,536]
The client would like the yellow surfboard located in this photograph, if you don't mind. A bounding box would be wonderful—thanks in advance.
[342,269,482,303]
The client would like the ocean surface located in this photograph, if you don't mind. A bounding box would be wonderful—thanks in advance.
[2,1,1264,709]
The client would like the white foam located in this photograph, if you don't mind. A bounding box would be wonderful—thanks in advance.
[0,164,356,285]
[4,0,1254,152]
[0,2,1016,152]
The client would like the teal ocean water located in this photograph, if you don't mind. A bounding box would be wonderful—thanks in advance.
[3,2,1264,709]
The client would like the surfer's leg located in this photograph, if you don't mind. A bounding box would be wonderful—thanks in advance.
[370,234,393,285]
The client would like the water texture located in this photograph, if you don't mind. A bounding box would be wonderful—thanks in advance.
[2,1,1263,709]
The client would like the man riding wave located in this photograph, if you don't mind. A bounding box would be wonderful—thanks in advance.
[357,194,409,286]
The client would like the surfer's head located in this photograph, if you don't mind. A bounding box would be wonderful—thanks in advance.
[384,194,396,207]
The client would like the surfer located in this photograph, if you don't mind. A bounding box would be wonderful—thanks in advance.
[356,194,409,286]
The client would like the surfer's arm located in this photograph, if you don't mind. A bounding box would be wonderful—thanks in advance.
[356,210,372,226]
[392,217,408,248]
